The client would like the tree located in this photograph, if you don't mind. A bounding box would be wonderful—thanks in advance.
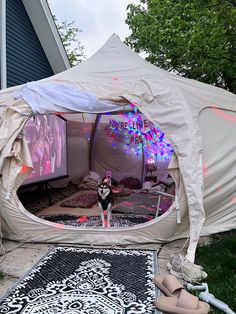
[125,0,236,93]
[55,19,86,66]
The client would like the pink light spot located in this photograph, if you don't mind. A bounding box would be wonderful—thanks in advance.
[77,216,88,223]
[53,223,65,229]
[232,196,236,203]
[20,165,29,174]
[216,187,223,193]
[53,79,67,82]
[123,201,133,206]
[112,77,119,80]
[211,106,236,122]
[203,163,208,177]
[112,189,120,193]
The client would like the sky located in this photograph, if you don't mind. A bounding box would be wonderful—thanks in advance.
[48,0,141,58]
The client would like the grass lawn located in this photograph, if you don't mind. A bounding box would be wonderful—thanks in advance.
[195,230,236,314]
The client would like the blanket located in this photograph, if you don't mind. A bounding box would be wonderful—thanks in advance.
[60,193,97,208]
[113,192,173,216]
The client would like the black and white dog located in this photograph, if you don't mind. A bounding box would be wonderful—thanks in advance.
[97,177,114,227]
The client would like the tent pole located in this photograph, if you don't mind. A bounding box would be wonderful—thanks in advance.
[141,140,145,184]
[89,114,101,171]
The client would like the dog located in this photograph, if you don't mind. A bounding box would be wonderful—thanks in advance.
[97,177,114,227]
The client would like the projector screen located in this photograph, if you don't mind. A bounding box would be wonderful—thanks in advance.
[22,114,67,186]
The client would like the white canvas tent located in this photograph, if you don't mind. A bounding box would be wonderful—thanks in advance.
[0,34,236,262]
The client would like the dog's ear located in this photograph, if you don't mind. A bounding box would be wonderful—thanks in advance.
[106,178,111,186]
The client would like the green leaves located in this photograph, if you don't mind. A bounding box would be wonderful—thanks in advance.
[54,18,86,67]
[125,0,236,93]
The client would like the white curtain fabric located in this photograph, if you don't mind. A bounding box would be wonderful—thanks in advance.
[13,81,122,115]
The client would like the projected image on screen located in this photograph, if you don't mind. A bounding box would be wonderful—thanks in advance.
[23,114,67,185]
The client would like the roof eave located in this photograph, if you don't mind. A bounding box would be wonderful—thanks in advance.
[22,0,71,74]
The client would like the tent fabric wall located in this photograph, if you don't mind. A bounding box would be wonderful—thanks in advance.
[0,34,236,262]
[94,114,172,183]
[51,115,96,188]
[0,183,182,244]
[95,119,144,182]
[199,108,236,234]
[67,120,92,183]
[54,112,171,187]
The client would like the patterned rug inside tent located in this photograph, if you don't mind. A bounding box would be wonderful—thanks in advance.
[0,247,160,314]
[39,213,154,227]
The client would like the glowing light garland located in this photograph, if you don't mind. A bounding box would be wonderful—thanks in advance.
[104,104,174,161]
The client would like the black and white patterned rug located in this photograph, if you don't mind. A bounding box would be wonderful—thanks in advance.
[0,247,160,313]
[39,214,153,228]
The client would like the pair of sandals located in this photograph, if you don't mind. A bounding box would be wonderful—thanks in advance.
[154,275,210,314]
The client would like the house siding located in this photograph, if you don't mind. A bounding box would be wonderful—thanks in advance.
[6,0,54,87]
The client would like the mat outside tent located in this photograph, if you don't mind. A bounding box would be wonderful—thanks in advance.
[0,246,160,313]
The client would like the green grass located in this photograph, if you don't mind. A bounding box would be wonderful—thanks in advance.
[195,230,236,314]
[0,272,4,279]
